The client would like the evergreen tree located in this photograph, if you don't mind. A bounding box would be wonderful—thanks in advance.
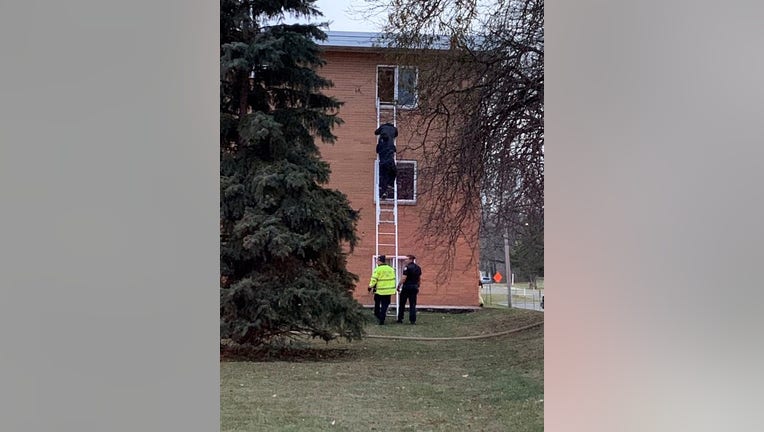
[220,0,365,346]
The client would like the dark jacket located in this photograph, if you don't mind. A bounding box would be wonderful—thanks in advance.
[374,123,398,142]
[402,262,422,289]
[374,123,398,162]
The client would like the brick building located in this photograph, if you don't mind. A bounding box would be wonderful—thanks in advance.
[317,32,479,309]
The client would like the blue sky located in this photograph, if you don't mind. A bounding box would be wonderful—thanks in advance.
[267,0,387,32]
[313,0,384,32]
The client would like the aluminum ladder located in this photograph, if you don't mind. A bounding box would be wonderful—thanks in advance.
[374,98,400,316]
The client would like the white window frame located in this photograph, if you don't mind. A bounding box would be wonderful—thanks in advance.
[374,159,417,205]
[376,65,418,109]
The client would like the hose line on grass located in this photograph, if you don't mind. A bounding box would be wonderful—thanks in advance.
[364,321,543,341]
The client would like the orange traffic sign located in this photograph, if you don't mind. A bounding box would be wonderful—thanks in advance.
[493,272,503,283]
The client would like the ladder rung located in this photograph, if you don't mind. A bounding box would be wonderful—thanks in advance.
[379,220,395,224]
[378,232,396,235]
[378,243,395,246]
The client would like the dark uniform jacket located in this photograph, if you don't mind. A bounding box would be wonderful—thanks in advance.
[402,262,422,289]
[374,123,398,162]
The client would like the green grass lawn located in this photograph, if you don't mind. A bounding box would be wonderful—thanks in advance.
[221,308,544,431]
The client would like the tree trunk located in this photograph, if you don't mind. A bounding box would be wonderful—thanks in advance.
[504,228,511,308]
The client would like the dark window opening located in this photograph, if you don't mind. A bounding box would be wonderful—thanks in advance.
[377,67,395,104]
[375,159,417,203]
[396,161,415,201]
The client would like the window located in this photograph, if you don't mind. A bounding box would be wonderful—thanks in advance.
[377,67,395,104]
[377,66,418,108]
[396,160,416,201]
[397,68,417,107]
[375,159,417,204]
[370,255,409,281]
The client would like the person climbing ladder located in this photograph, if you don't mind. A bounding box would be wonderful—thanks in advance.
[374,122,398,199]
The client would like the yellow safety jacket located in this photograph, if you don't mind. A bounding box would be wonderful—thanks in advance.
[369,264,396,295]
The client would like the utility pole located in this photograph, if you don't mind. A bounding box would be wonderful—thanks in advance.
[504,227,512,308]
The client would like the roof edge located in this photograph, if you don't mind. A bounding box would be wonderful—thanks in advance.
[318,31,452,51]
[318,31,385,49]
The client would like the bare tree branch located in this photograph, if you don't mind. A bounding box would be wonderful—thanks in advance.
[361,0,544,276]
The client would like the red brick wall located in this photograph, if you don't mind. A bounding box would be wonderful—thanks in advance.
[317,50,480,308]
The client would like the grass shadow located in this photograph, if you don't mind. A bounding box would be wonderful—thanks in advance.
[220,339,361,362]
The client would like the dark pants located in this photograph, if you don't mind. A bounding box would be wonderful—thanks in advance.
[378,161,397,198]
[374,293,392,324]
[397,287,418,323]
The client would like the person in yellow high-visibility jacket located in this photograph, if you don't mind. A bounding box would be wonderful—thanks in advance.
[368,255,396,325]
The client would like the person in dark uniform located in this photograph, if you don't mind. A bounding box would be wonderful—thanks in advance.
[396,254,422,324]
[374,122,398,199]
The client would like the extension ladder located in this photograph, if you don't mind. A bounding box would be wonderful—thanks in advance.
[374,98,400,316]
